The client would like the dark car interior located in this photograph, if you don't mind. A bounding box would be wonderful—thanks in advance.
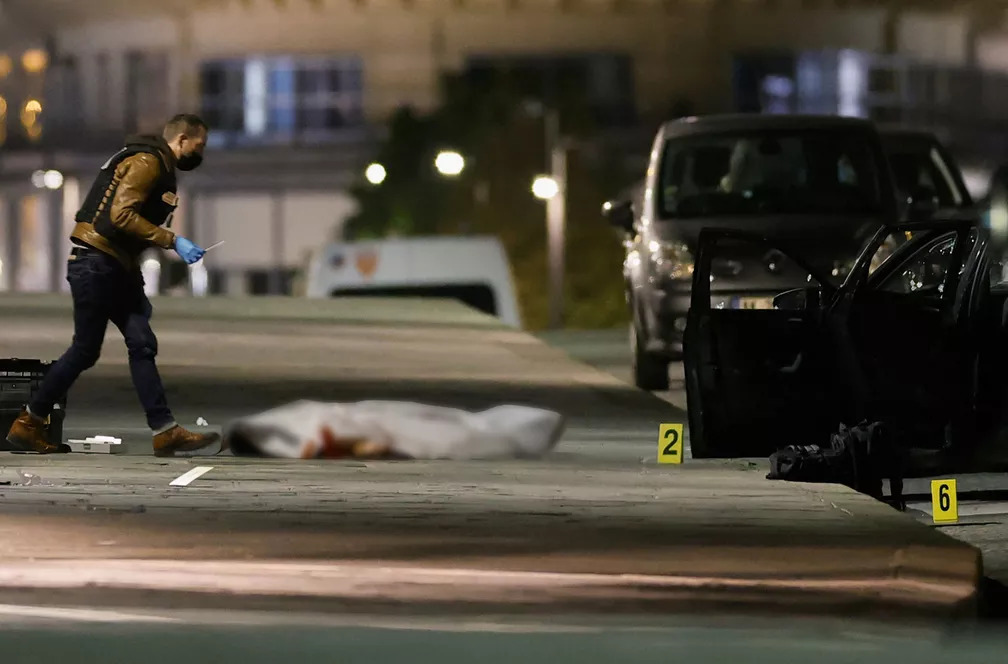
[687,223,1008,465]
[813,226,1008,465]
[661,133,886,219]
[842,229,976,451]
[686,233,845,457]
[888,153,963,209]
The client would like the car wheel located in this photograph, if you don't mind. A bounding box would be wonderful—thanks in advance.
[631,323,670,391]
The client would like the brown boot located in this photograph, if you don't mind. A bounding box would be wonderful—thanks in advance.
[152,425,221,457]
[6,409,70,454]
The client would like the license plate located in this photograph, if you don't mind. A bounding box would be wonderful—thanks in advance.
[736,297,773,310]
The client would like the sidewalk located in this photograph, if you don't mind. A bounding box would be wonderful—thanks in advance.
[0,294,984,620]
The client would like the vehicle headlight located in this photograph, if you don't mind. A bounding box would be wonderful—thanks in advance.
[650,240,694,281]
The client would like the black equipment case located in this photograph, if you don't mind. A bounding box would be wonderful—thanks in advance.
[0,359,66,449]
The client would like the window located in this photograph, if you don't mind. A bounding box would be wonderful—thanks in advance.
[330,284,498,317]
[878,233,958,295]
[126,51,170,132]
[200,59,246,135]
[463,53,636,126]
[886,147,963,208]
[658,129,884,218]
[199,55,364,145]
[94,53,110,128]
[703,236,823,310]
[42,56,83,130]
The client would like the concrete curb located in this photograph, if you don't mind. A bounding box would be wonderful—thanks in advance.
[0,557,982,620]
[0,293,506,328]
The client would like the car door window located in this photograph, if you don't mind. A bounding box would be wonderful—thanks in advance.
[869,231,912,274]
[877,232,958,295]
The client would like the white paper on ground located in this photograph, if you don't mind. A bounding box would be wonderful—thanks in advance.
[66,436,125,454]
[224,400,565,460]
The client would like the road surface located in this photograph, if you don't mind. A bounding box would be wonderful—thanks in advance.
[539,327,1008,592]
[0,294,996,662]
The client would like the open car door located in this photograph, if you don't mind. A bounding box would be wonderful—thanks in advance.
[837,220,984,457]
[684,220,987,462]
[683,229,842,458]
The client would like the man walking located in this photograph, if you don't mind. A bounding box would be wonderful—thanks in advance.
[6,114,220,457]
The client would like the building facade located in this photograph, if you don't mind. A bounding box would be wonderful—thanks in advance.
[0,0,1004,294]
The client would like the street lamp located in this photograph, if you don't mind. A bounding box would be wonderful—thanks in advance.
[435,150,465,177]
[364,162,386,185]
[531,175,559,200]
[43,169,63,190]
[31,169,63,190]
[523,100,568,329]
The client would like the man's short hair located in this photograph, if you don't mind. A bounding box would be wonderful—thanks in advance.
[163,113,208,140]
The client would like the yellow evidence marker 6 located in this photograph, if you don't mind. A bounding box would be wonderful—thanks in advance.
[658,423,684,464]
[931,479,958,524]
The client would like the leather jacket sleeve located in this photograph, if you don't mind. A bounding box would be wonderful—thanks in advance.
[109,153,177,249]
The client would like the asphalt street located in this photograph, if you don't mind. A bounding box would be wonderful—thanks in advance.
[539,327,1008,589]
[0,294,997,660]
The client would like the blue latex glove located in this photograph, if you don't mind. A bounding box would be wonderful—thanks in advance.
[174,236,205,265]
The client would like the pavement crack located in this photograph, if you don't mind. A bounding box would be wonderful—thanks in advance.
[830,501,855,517]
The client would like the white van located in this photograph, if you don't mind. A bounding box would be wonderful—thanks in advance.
[303,236,522,328]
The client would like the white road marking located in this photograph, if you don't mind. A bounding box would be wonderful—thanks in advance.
[169,466,215,487]
[0,604,177,623]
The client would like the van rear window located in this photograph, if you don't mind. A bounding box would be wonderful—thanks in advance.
[329,284,498,317]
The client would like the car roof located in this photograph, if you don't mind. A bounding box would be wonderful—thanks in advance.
[877,127,942,146]
[878,127,936,139]
[660,113,876,137]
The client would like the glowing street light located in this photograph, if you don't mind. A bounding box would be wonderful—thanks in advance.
[21,49,48,74]
[44,170,64,190]
[31,169,63,190]
[365,162,386,185]
[531,175,559,200]
[435,150,465,177]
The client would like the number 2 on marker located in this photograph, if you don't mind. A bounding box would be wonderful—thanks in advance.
[658,423,683,464]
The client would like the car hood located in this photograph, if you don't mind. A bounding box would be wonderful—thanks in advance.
[653,214,883,269]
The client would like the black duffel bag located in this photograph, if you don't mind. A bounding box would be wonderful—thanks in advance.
[768,420,905,510]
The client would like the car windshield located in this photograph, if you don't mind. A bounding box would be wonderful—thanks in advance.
[657,129,885,218]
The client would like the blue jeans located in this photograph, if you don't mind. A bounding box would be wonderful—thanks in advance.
[30,248,175,431]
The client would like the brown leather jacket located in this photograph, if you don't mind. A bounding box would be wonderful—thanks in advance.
[71,151,178,270]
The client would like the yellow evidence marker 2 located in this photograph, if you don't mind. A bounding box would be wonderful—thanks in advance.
[658,424,684,464]
[931,479,958,524]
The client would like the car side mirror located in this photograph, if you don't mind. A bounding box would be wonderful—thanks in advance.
[603,199,635,233]
[907,186,939,221]
[773,286,821,311]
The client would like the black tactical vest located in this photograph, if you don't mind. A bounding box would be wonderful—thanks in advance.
[76,136,178,257]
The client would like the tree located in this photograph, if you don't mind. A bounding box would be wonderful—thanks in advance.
[346,70,635,330]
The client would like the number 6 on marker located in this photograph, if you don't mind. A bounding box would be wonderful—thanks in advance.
[658,423,684,464]
[931,479,958,523]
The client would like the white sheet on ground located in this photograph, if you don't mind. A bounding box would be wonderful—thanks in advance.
[224,400,566,460]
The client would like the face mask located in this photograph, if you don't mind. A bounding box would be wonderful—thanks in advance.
[177,151,203,171]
